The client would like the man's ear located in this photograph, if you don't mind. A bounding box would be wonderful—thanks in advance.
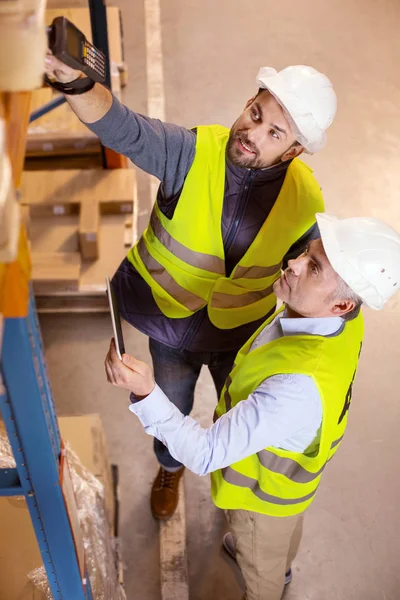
[331,299,356,317]
[281,143,304,163]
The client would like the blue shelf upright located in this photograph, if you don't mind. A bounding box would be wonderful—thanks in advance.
[0,280,93,600]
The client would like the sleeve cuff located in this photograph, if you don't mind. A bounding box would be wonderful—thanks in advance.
[128,384,176,427]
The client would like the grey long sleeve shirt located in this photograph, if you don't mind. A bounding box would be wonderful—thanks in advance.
[86,95,320,352]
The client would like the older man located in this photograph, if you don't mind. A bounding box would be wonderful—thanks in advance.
[105,213,400,599]
[46,53,337,518]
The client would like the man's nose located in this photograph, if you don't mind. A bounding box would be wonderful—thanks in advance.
[246,127,259,143]
[287,256,303,276]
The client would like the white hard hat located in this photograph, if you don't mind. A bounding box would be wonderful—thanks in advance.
[316,213,400,310]
[256,66,337,153]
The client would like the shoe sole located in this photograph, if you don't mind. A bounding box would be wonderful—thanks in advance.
[151,506,176,521]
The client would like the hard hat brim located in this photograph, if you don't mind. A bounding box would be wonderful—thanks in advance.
[315,212,343,278]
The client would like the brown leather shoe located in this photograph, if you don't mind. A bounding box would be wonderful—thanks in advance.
[151,466,185,520]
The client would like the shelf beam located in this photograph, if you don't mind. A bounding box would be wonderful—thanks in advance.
[0,468,22,496]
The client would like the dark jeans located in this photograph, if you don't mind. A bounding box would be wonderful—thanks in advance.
[149,338,238,469]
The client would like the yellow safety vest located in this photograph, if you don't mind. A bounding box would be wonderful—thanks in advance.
[128,125,324,329]
[211,308,364,517]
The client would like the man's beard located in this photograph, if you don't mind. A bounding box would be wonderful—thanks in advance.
[226,130,263,169]
[226,123,290,169]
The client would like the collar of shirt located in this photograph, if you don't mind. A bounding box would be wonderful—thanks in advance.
[251,308,344,350]
[279,310,344,337]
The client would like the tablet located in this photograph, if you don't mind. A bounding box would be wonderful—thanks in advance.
[106,276,126,360]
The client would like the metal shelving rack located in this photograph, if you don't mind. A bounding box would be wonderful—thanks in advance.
[0,0,119,597]
[0,274,94,600]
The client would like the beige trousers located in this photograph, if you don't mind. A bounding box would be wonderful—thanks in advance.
[226,509,304,600]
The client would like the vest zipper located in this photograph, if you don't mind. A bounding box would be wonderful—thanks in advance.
[224,169,256,260]
[180,169,256,350]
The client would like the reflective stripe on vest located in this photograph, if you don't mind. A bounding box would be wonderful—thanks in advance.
[149,208,226,275]
[210,285,276,309]
[136,238,206,311]
[233,263,283,280]
[256,436,344,484]
[221,467,317,506]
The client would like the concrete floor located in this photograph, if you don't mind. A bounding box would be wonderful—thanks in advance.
[42,0,400,598]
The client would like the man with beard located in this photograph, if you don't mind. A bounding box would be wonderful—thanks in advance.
[46,55,337,519]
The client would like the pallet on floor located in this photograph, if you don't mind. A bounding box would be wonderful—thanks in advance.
[20,169,137,312]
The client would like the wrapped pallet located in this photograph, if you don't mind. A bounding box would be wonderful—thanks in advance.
[0,415,125,600]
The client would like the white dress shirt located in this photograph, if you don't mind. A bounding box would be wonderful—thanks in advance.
[129,311,344,476]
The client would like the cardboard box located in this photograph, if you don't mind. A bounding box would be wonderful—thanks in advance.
[0,414,115,599]
[79,200,100,260]
[0,496,46,600]
[59,414,115,529]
